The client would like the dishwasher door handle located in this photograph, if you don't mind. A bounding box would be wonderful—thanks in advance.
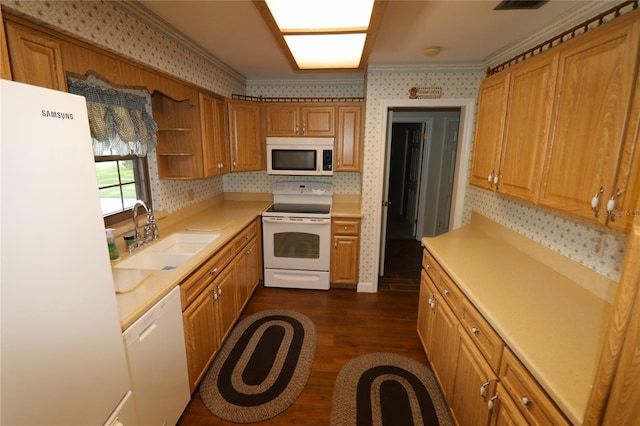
[138,321,157,342]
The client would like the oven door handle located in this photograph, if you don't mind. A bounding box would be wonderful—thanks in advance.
[263,217,331,225]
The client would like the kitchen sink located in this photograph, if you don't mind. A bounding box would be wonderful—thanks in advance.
[114,232,219,270]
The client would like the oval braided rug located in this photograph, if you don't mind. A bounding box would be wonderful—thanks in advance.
[200,309,316,423]
[331,352,454,426]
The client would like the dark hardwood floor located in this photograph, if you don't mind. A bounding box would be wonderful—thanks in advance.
[177,283,426,425]
[379,238,423,292]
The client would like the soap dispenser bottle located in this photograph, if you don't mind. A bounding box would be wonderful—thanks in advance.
[106,228,120,261]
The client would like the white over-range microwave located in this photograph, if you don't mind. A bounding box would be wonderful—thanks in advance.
[266,137,334,176]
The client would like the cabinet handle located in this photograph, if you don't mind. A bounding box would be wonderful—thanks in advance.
[488,170,494,188]
[494,170,500,190]
[338,160,341,167]
[295,124,299,135]
[522,397,531,406]
[428,296,436,311]
[606,188,623,221]
[591,186,605,217]
[209,267,218,275]
[233,160,237,168]
[471,327,479,335]
[488,394,498,411]
[480,380,491,397]
[302,123,306,135]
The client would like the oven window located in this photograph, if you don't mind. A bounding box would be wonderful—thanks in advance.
[273,232,320,259]
[272,149,317,171]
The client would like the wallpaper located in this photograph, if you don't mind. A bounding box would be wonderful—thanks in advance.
[2,0,628,284]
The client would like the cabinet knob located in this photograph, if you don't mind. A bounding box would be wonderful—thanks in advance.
[444,289,450,295]
[522,397,531,406]
[209,267,218,275]
[425,264,431,270]
[472,327,479,335]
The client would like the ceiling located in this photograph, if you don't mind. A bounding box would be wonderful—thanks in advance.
[137,0,590,81]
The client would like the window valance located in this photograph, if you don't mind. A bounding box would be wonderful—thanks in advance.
[67,74,158,157]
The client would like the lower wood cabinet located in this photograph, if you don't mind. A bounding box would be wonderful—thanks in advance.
[491,383,528,426]
[330,218,360,287]
[180,218,261,393]
[451,327,498,426]
[418,246,570,425]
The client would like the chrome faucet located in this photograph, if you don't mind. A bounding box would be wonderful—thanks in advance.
[131,200,159,251]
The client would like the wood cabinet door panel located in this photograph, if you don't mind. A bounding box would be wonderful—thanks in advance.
[266,105,299,136]
[228,100,262,171]
[539,20,640,223]
[491,383,529,426]
[182,284,218,393]
[499,52,558,201]
[470,72,510,190]
[451,328,497,426]
[331,235,359,284]
[336,106,362,171]
[5,21,67,90]
[215,267,238,343]
[430,292,460,405]
[302,106,335,136]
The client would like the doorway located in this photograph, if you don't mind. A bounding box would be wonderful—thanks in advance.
[378,100,476,288]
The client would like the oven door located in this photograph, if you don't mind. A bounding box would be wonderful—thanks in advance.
[262,216,331,271]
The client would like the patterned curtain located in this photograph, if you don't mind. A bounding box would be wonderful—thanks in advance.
[67,74,158,157]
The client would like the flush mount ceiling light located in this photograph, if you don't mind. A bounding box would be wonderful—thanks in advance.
[254,0,386,71]
[422,46,441,57]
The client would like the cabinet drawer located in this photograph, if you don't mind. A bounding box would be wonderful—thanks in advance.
[460,298,504,371]
[180,244,234,310]
[435,271,464,314]
[332,218,360,235]
[500,348,570,426]
[422,248,440,284]
[233,221,257,254]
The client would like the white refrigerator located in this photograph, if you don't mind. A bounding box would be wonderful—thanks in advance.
[0,80,137,425]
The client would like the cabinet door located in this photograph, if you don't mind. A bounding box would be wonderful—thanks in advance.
[331,235,359,285]
[1,10,12,80]
[265,105,300,136]
[539,17,640,224]
[451,327,498,426]
[498,51,558,202]
[4,21,67,90]
[182,283,219,393]
[469,72,510,190]
[491,383,528,426]
[228,100,263,171]
[417,270,435,351]
[430,289,460,405]
[215,267,238,343]
[302,106,335,136]
[200,93,229,176]
[336,105,363,171]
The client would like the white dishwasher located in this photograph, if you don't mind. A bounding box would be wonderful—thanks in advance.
[123,286,190,426]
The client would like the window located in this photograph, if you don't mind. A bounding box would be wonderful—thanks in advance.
[96,154,151,226]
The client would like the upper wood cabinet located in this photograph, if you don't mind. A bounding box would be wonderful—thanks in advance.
[4,20,67,90]
[539,12,640,227]
[336,105,363,172]
[152,92,204,179]
[1,9,12,80]
[469,72,509,190]
[227,100,263,172]
[470,49,557,203]
[200,93,230,176]
[470,9,640,231]
[265,104,335,136]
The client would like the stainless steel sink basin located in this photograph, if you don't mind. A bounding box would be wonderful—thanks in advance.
[114,232,219,270]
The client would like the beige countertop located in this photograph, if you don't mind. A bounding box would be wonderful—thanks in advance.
[421,213,615,425]
[113,197,271,331]
[112,192,363,331]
